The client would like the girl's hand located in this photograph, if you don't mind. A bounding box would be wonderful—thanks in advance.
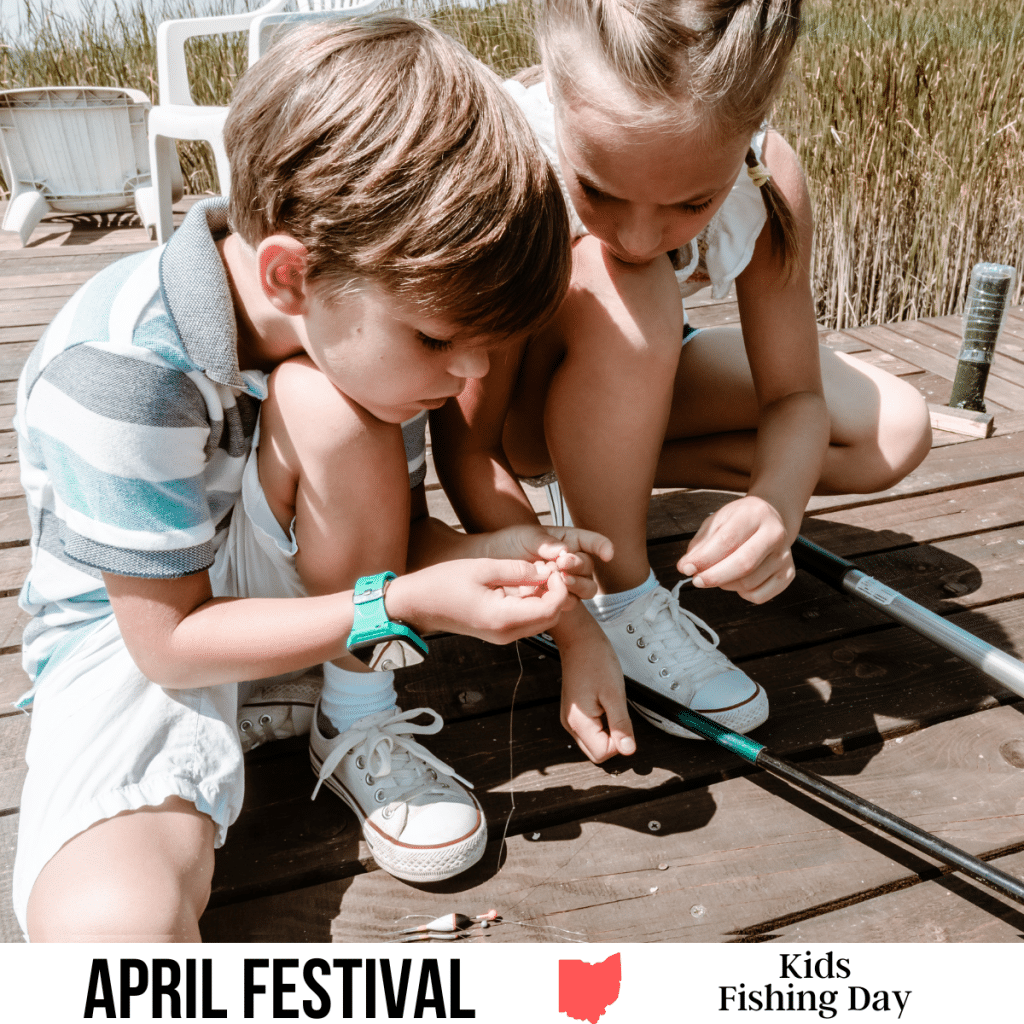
[678,495,796,604]
[476,524,614,600]
[558,626,635,764]
[387,558,574,645]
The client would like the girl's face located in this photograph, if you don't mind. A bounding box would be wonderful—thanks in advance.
[554,84,750,266]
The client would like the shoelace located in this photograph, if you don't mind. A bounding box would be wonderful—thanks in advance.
[638,582,732,694]
[312,707,472,803]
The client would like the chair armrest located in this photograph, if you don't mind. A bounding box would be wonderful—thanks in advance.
[156,0,290,107]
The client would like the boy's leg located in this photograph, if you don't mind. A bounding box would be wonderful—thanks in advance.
[506,237,769,740]
[27,797,215,942]
[657,326,932,494]
[15,616,245,942]
[254,356,487,882]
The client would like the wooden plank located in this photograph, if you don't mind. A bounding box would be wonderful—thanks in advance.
[819,331,871,354]
[0,464,24,500]
[0,306,64,327]
[847,347,925,378]
[687,301,740,329]
[200,703,1024,943]
[0,814,23,943]
[0,713,29,812]
[850,323,1024,410]
[0,498,28,549]
[0,271,94,291]
[0,325,43,345]
[651,430,1024,537]
[0,405,14,432]
[911,314,1024,390]
[804,477,1024,557]
[0,594,30,652]
[928,404,993,438]
[776,849,1024,943]
[0,433,16,464]
[206,598,1024,905]
[0,252,139,279]
[645,522,1024,662]
[0,546,31,595]
[0,653,30,711]
[806,432,1024,515]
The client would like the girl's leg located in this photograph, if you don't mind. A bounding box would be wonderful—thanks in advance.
[507,235,686,594]
[505,238,769,739]
[658,326,932,493]
[27,797,215,942]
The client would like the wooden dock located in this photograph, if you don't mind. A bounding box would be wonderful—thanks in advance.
[1,204,1023,944]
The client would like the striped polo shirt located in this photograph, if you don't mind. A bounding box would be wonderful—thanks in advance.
[14,198,426,702]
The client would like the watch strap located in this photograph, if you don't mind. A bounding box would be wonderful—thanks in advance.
[347,572,429,655]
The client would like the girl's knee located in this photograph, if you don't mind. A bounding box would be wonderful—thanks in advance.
[564,238,684,366]
[877,380,932,481]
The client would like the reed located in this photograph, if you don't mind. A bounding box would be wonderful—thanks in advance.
[2,0,1021,326]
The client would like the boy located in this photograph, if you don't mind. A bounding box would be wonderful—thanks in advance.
[12,16,608,942]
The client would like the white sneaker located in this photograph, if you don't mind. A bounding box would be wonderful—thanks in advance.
[600,582,769,740]
[310,704,486,882]
[238,673,321,753]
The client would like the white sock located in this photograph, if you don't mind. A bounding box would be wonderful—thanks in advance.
[585,569,659,623]
[320,661,397,734]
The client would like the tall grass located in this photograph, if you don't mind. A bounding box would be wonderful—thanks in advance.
[1,0,1022,326]
[779,0,1024,325]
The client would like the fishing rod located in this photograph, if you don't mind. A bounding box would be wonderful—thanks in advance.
[520,632,1024,906]
[792,535,1024,700]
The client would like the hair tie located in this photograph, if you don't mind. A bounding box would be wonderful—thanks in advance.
[747,161,771,188]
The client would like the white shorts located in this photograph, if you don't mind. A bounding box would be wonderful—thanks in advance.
[12,429,312,938]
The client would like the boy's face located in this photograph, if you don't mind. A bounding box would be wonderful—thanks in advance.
[300,280,508,424]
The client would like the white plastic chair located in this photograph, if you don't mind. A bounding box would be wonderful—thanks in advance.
[147,0,383,244]
[0,86,181,246]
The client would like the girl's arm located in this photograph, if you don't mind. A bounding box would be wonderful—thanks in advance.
[428,335,636,764]
[680,130,829,604]
[430,342,540,533]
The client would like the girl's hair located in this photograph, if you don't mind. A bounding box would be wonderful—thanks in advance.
[225,16,571,336]
[537,0,803,269]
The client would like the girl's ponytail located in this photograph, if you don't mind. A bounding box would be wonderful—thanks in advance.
[745,147,800,277]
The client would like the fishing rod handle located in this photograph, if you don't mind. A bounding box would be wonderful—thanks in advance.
[842,569,1024,700]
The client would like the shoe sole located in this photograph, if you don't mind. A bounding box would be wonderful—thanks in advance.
[309,746,487,883]
[629,681,769,740]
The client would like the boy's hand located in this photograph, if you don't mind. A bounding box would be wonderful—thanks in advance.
[389,558,574,645]
[477,524,614,600]
[679,495,796,605]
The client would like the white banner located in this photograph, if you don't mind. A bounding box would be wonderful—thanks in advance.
[0,942,1013,1021]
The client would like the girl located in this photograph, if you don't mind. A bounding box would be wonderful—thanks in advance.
[433,0,932,761]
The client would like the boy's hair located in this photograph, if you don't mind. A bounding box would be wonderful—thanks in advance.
[537,0,803,270]
[225,16,570,336]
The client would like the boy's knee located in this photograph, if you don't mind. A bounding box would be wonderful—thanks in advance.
[27,798,215,942]
[264,356,395,459]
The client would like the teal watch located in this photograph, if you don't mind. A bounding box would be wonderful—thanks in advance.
[347,572,429,656]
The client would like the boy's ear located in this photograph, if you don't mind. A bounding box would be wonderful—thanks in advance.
[258,236,310,316]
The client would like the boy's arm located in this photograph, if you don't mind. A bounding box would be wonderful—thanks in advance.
[104,555,576,690]
[682,130,828,604]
